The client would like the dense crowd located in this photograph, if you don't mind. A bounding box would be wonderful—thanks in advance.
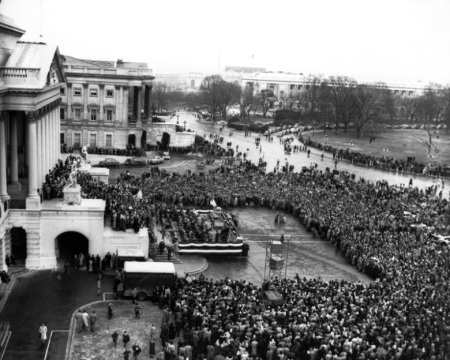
[152,268,450,360]
[42,139,450,359]
[299,136,450,178]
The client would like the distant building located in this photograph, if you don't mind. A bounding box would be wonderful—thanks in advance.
[223,66,266,86]
[242,71,431,99]
[60,56,154,149]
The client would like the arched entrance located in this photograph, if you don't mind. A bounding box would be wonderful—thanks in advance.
[55,232,88,264]
[10,227,27,264]
[141,130,147,148]
[161,132,170,150]
[128,134,136,146]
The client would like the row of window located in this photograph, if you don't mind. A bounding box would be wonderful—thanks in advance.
[60,108,114,121]
[61,87,115,97]
[72,133,113,148]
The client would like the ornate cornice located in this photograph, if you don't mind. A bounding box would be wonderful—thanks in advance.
[25,110,40,122]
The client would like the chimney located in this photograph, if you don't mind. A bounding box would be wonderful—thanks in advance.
[117,59,124,68]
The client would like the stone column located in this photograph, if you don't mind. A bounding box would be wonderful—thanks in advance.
[0,111,10,203]
[39,117,45,183]
[123,86,129,122]
[44,113,50,176]
[49,109,54,168]
[99,84,105,122]
[66,83,72,119]
[36,115,42,191]
[56,102,61,160]
[133,86,138,120]
[52,107,56,165]
[25,111,40,210]
[57,106,61,158]
[10,113,21,193]
[115,85,121,124]
[83,84,89,120]
[136,86,142,124]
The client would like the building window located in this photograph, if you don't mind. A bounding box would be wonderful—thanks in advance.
[106,89,114,97]
[290,84,295,90]
[106,110,113,122]
[90,133,97,147]
[105,134,112,148]
[74,133,81,147]
[60,87,65,95]
[74,108,81,120]
[90,109,97,121]
[90,89,98,97]
[74,88,82,96]
[60,108,65,120]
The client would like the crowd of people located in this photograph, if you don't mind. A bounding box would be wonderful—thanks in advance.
[299,136,450,178]
[41,135,450,359]
[148,267,450,360]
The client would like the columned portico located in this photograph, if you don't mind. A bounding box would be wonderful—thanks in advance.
[25,111,40,210]
[0,111,10,204]
[10,115,20,192]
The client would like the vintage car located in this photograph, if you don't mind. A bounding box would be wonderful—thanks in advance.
[99,158,120,167]
[162,152,171,160]
[125,157,147,166]
[148,156,164,165]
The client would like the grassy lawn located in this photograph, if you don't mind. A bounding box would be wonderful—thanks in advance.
[72,301,163,360]
[309,129,450,165]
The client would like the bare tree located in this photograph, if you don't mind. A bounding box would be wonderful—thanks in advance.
[152,82,168,114]
[259,89,274,117]
[200,75,224,122]
[323,76,357,132]
[240,83,257,120]
[353,83,387,138]
[298,75,325,123]
[218,81,241,119]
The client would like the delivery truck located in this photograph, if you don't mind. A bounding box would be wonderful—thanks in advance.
[118,261,177,301]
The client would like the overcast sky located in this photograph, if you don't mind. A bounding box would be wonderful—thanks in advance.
[2,0,450,85]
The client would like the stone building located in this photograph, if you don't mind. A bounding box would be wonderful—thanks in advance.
[60,55,154,149]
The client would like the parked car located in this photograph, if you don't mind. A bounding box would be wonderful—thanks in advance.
[125,157,147,166]
[149,156,164,165]
[162,152,170,160]
[99,158,120,167]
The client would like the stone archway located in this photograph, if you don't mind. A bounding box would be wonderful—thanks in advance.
[10,227,27,265]
[55,231,89,265]
[128,134,136,147]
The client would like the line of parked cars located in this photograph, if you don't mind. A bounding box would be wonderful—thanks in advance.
[98,152,171,167]
[386,123,447,130]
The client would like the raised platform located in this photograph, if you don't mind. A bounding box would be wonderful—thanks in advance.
[103,222,149,258]
[89,167,109,183]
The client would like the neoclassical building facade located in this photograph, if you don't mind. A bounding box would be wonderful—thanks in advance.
[60,56,154,149]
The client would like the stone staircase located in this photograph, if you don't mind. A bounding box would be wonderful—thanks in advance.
[153,251,182,264]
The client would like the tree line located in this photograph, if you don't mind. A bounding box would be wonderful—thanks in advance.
[151,75,450,137]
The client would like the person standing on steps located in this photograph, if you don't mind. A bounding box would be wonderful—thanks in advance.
[108,303,113,319]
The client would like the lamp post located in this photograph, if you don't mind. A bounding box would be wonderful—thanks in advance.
[183,119,187,131]
[177,114,179,125]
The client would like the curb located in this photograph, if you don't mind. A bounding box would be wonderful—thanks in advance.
[65,299,123,360]
[0,268,32,315]
[188,256,208,275]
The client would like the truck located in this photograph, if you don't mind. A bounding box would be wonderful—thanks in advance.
[118,261,177,301]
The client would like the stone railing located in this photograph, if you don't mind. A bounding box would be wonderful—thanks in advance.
[0,67,40,79]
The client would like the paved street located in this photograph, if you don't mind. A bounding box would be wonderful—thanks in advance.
[171,111,446,196]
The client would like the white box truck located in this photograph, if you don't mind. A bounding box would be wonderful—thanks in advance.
[118,261,177,301]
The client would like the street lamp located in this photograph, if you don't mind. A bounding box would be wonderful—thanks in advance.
[183,119,187,131]
[177,114,179,125]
